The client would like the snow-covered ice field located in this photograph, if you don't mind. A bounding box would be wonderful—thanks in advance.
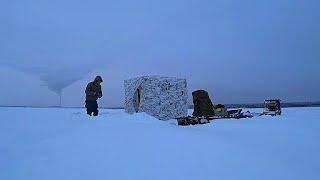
[1,107,319,180]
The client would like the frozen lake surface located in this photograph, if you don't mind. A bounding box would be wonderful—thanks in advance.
[1,107,319,180]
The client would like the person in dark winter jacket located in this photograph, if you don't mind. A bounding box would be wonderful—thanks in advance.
[85,76,103,116]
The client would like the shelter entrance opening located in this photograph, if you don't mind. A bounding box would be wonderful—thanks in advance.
[134,86,142,112]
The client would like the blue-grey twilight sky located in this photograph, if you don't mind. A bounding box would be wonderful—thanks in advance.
[0,0,319,107]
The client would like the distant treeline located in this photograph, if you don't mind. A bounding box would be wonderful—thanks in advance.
[188,101,320,109]
[1,102,320,109]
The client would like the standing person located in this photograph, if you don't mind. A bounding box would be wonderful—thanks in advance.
[85,76,103,116]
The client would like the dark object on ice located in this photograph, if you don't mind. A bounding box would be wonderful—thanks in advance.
[262,99,281,116]
[228,109,243,118]
[235,110,254,119]
[224,109,253,119]
[213,104,228,117]
[192,90,215,117]
[85,76,103,116]
[177,116,212,126]
[177,109,252,126]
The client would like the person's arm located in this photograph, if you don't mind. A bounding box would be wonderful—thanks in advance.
[98,92,102,98]
[98,86,103,98]
[85,83,96,96]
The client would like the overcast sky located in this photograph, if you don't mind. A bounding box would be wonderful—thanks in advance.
[0,0,319,107]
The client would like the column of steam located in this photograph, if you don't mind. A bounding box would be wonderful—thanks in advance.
[59,93,62,107]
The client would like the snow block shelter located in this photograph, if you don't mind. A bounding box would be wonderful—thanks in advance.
[124,76,188,120]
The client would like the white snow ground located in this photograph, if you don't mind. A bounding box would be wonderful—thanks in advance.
[0,107,319,180]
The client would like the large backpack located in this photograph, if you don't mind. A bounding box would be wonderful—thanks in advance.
[192,90,215,117]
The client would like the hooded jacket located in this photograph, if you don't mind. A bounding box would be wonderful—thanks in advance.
[85,77,103,101]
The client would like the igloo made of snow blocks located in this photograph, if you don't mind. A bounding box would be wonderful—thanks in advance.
[124,76,188,120]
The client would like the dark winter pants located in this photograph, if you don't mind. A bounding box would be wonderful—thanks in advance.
[85,100,99,116]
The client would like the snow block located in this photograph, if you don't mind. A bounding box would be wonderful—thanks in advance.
[124,76,188,120]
